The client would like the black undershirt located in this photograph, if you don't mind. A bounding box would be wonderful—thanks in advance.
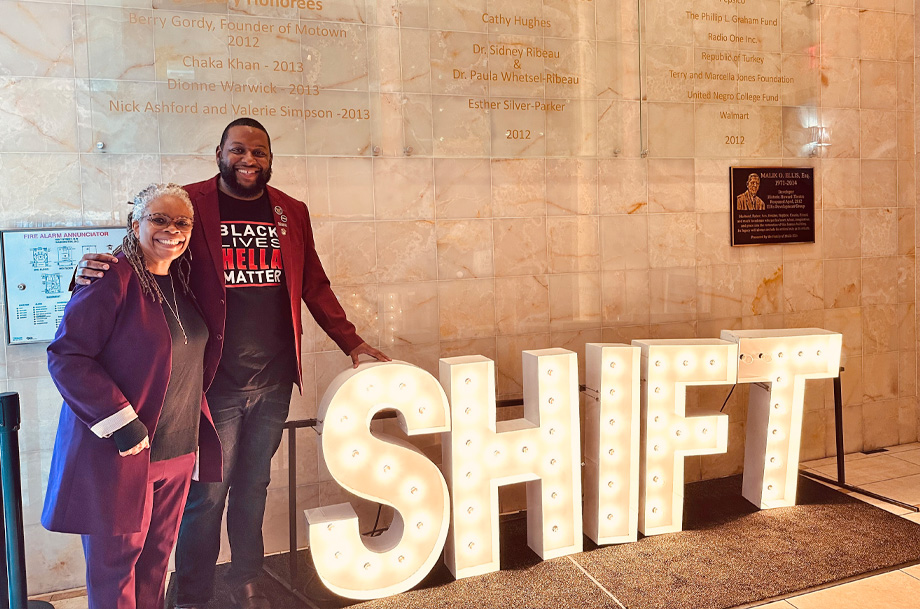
[149,273,208,463]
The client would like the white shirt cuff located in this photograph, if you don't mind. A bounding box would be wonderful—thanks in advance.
[89,405,137,438]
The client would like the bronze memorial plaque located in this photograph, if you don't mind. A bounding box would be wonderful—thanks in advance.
[730,167,815,246]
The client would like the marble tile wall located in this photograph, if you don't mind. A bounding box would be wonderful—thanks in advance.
[0,0,916,593]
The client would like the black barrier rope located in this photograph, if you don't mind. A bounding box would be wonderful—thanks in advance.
[0,393,53,609]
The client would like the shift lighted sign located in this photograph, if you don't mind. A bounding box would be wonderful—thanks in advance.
[305,329,841,600]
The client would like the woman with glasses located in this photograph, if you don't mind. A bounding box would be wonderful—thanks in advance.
[42,183,222,609]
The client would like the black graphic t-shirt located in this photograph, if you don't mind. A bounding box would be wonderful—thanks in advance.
[211,190,297,394]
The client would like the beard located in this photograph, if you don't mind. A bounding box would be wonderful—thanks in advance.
[218,157,272,198]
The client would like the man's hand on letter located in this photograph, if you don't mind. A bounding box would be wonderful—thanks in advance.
[350,342,392,368]
[74,253,118,286]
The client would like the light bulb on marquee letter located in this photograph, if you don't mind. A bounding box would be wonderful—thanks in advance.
[440,350,582,579]
[304,361,451,600]
[583,343,640,545]
[633,339,738,536]
[721,329,842,509]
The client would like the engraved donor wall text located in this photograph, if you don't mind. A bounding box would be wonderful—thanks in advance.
[86,0,635,157]
[641,0,818,157]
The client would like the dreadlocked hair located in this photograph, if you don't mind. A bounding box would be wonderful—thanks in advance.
[120,183,194,303]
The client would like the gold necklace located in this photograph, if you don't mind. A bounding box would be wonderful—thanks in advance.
[152,274,188,345]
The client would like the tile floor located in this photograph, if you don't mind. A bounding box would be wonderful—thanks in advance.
[31,443,920,609]
[757,443,920,609]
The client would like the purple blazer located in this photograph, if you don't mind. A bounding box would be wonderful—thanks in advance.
[42,253,222,535]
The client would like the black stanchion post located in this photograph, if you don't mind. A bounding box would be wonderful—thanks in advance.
[833,370,846,484]
[0,393,52,609]
[0,480,8,609]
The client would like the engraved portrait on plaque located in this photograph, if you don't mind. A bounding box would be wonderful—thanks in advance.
[736,173,766,211]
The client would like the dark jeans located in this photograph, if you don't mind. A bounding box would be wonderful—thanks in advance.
[174,382,292,606]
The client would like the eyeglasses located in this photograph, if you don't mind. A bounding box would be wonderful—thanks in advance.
[143,213,194,232]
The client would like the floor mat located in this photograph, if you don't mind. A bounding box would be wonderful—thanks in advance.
[167,474,920,609]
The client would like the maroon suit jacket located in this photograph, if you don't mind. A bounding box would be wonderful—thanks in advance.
[42,255,222,535]
[184,176,363,390]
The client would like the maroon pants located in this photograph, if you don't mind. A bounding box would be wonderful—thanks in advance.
[81,452,196,609]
